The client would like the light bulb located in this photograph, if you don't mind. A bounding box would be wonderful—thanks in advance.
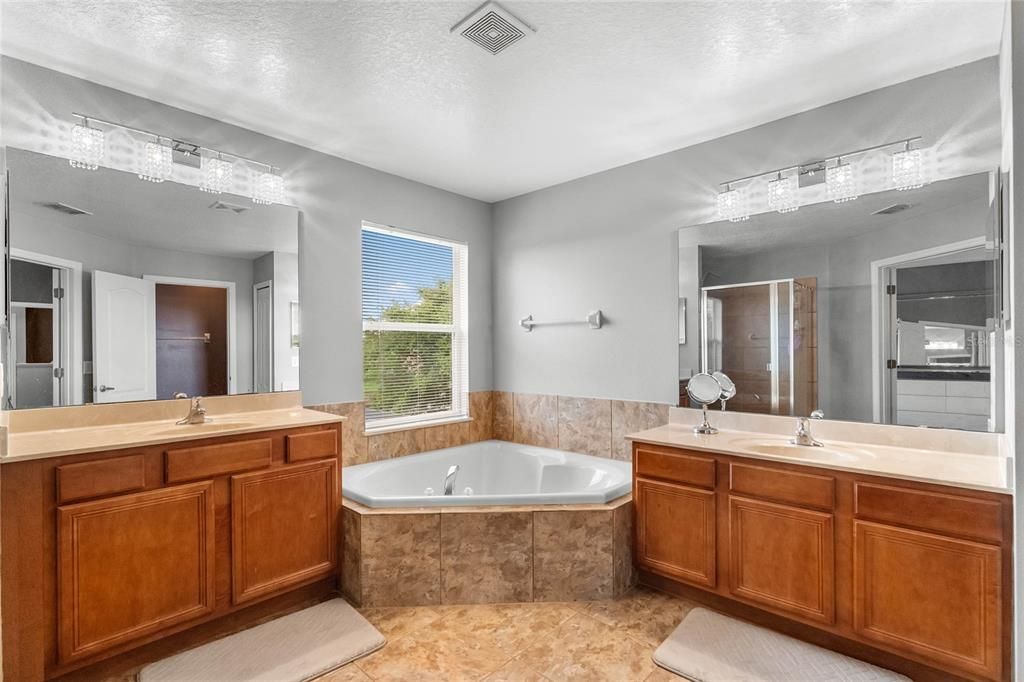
[200,155,234,194]
[70,122,104,170]
[717,186,749,223]
[767,173,799,214]
[892,148,923,191]
[252,169,284,205]
[826,162,858,203]
[138,139,173,183]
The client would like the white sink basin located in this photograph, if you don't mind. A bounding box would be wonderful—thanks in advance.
[732,438,876,462]
[152,420,255,436]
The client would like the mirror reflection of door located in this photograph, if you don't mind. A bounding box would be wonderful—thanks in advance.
[9,258,64,408]
[155,283,229,399]
[253,280,274,393]
[701,278,817,416]
[92,270,156,403]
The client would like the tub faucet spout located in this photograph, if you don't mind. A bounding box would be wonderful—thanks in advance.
[443,465,460,496]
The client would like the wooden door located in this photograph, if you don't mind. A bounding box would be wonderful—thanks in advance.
[155,283,228,399]
[728,495,835,624]
[635,477,716,587]
[853,520,1002,680]
[57,482,215,663]
[231,459,338,605]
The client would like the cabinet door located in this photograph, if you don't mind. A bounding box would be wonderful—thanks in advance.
[635,477,716,587]
[231,459,338,605]
[853,521,1002,681]
[728,495,835,624]
[58,481,215,663]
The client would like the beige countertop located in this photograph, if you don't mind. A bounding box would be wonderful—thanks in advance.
[3,408,345,463]
[627,424,1011,494]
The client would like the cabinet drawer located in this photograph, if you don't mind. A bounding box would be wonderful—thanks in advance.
[286,430,338,463]
[854,482,1003,544]
[165,438,272,483]
[635,445,715,489]
[57,454,147,504]
[729,463,834,511]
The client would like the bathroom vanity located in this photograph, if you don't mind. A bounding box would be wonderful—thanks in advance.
[629,426,1011,682]
[0,402,343,681]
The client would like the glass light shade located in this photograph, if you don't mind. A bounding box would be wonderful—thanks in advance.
[252,170,284,205]
[70,123,104,170]
[892,148,923,190]
[200,155,235,194]
[138,140,173,183]
[767,173,800,214]
[826,162,858,203]
[717,187,749,222]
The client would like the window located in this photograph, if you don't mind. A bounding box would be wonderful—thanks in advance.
[361,222,468,431]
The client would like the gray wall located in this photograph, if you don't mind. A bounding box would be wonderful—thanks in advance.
[1,56,494,405]
[700,196,991,422]
[492,58,1002,404]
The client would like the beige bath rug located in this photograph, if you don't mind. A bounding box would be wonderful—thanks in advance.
[653,608,909,682]
[139,599,385,681]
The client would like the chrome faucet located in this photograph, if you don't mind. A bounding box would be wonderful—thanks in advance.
[443,464,460,496]
[177,397,208,425]
[791,416,823,447]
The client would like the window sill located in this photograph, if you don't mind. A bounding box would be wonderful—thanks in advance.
[364,415,473,437]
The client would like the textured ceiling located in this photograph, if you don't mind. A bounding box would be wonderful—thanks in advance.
[0,1,1006,202]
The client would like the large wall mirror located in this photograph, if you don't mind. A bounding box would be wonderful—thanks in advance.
[679,169,1005,432]
[4,147,300,409]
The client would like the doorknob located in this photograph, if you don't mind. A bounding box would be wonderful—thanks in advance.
[98,385,116,392]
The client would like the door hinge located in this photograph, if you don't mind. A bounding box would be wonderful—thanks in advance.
[886,359,897,370]
[53,367,65,379]
[886,284,896,295]
[53,287,65,300]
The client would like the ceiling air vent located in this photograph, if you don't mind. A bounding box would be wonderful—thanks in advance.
[873,203,912,216]
[209,200,249,215]
[452,1,534,55]
[43,202,92,216]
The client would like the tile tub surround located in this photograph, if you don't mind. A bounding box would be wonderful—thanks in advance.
[309,391,669,466]
[341,496,634,607]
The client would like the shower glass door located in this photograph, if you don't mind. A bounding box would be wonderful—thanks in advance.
[701,279,796,415]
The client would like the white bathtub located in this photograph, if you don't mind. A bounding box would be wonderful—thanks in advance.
[342,440,632,508]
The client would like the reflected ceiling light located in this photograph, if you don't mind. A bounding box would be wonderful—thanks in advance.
[252,168,285,205]
[716,183,749,222]
[200,154,235,194]
[766,172,799,214]
[138,137,173,183]
[892,142,924,191]
[69,117,104,170]
[825,159,858,203]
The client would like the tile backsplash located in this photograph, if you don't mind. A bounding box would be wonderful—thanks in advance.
[309,391,671,466]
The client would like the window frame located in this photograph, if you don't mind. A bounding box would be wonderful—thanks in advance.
[361,221,469,433]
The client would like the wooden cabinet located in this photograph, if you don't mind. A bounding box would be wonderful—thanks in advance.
[1,422,342,681]
[231,459,338,604]
[853,521,1002,680]
[632,442,1012,682]
[57,482,216,663]
[635,477,716,587]
[728,495,835,624]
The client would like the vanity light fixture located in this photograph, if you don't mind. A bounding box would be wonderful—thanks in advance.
[66,113,287,205]
[138,137,173,183]
[892,140,924,191]
[766,171,800,214]
[252,168,285,205]
[69,116,105,170]
[825,159,858,203]
[200,153,235,194]
[716,183,750,222]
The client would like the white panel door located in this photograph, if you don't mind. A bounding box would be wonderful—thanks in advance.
[93,270,156,403]
[253,281,273,393]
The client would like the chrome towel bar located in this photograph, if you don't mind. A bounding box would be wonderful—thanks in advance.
[520,310,603,332]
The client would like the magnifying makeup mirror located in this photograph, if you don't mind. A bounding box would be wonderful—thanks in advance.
[712,371,736,411]
[687,372,723,435]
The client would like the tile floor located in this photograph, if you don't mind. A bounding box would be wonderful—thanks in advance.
[317,586,696,682]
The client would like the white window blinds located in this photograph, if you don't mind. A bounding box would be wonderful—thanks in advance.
[361,222,468,430]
